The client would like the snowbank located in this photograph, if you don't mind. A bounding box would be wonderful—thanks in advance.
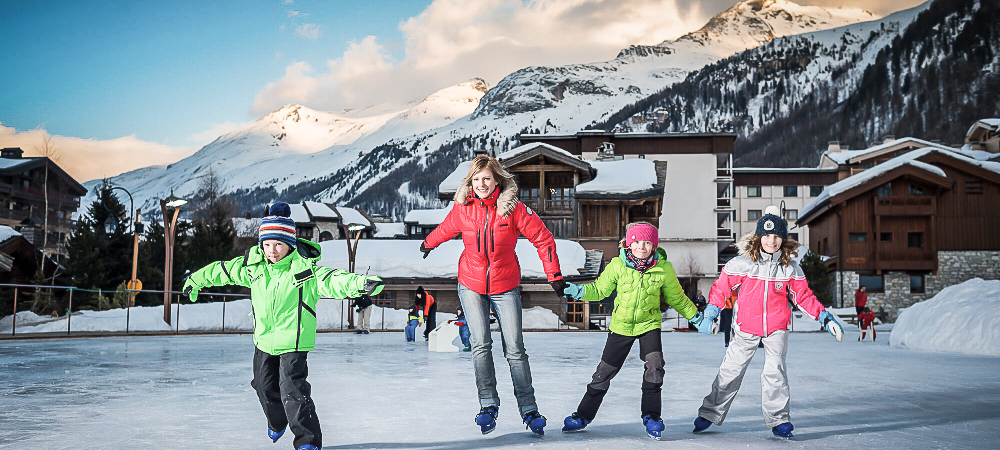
[890,278,1000,356]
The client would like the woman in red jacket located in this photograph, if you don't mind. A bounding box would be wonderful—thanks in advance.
[421,155,566,436]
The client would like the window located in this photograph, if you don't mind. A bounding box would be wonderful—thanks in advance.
[789,232,799,241]
[880,232,892,242]
[783,186,798,197]
[858,275,884,292]
[849,232,867,242]
[784,209,798,221]
[373,291,393,307]
[409,225,421,235]
[966,181,983,194]
[747,210,762,221]
[910,184,924,195]
[297,226,313,239]
[810,185,823,197]
[908,232,924,248]
[747,186,762,197]
[876,183,892,197]
[910,274,925,294]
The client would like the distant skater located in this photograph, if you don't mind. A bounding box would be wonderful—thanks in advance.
[183,202,385,450]
[858,307,876,341]
[405,304,420,342]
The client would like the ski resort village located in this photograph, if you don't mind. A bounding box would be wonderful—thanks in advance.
[2,0,999,448]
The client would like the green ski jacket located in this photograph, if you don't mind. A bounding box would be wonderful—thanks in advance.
[582,247,698,336]
[185,238,370,355]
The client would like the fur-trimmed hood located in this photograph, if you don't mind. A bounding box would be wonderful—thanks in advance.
[454,181,519,217]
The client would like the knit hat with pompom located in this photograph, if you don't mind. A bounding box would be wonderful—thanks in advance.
[259,202,297,248]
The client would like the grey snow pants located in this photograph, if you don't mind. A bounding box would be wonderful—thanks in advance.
[698,323,791,428]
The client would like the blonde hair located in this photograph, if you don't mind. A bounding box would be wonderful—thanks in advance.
[743,233,800,266]
[618,221,656,248]
[462,155,515,191]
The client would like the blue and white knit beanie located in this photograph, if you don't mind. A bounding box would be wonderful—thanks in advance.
[259,202,297,248]
[755,205,788,240]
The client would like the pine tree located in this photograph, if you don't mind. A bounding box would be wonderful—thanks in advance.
[800,250,833,307]
[63,180,132,309]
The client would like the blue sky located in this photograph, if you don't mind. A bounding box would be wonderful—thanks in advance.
[0,0,922,181]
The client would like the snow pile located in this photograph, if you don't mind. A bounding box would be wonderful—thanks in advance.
[522,306,570,329]
[890,278,1000,356]
[576,159,658,194]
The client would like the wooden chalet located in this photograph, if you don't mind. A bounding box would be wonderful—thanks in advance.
[798,147,1000,317]
[0,226,58,284]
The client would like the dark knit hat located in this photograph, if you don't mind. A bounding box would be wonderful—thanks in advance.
[755,205,788,240]
[259,202,297,248]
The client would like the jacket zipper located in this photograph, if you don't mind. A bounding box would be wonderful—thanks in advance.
[295,288,303,351]
[482,200,491,294]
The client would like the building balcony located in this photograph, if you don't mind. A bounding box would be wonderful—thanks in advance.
[873,197,935,216]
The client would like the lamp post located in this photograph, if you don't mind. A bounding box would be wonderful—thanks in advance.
[160,193,187,324]
[342,222,366,329]
[107,187,143,309]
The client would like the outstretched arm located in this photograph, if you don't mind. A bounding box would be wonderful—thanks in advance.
[314,266,384,299]
[183,254,250,302]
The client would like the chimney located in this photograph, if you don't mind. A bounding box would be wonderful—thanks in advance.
[1,148,24,159]
[827,141,842,153]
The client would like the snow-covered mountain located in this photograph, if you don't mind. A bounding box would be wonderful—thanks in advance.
[82,0,888,220]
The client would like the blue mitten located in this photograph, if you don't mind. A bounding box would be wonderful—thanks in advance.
[818,310,844,342]
[564,282,585,300]
[697,305,720,334]
[688,312,705,327]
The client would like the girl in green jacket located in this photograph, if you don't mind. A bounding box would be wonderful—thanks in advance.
[182,202,384,450]
[560,222,704,440]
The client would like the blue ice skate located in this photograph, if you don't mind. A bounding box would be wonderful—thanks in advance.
[561,412,590,432]
[772,422,794,438]
[475,406,498,435]
[693,416,712,433]
[296,445,320,450]
[267,427,284,443]
[642,414,665,440]
[522,410,547,436]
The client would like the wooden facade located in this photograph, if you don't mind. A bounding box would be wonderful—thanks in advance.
[520,132,735,157]
[799,151,1000,275]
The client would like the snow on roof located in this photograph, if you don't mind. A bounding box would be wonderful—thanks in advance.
[304,201,338,219]
[230,218,262,238]
[967,118,1000,136]
[891,278,1000,356]
[317,239,586,279]
[404,206,452,225]
[575,159,657,194]
[373,222,406,238]
[822,137,952,165]
[497,142,577,161]
[335,206,369,226]
[957,145,1000,161]
[438,160,471,195]
[800,150,948,220]
[288,203,311,223]
[0,225,22,244]
[0,157,35,170]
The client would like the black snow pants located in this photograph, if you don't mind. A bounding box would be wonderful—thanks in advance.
[576,329,665,420]
[422,302,438,340]
[252,348,322,448]
[719,308,734,346]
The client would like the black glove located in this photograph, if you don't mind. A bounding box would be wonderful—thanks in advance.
[549,279,567,298]
[362,277,385,295]
[420,242,432,259]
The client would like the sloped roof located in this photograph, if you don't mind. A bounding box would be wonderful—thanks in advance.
[440,143,594,197]
[334,206,370,227]
[303,201,338,219]
[575,159,658,195]
[404,206,452,225]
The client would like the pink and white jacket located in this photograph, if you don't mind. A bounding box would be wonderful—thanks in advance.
[708,243,826,337]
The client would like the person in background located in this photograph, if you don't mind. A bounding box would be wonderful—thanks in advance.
[415,286,437,341]
[561,222,704,440]
[449,306,471,351]
[182,202,384,450]
[718,292,736,347]
[688,290,708,330]
[855,286,867,316]
[405,304,420,342]
[858,307,876,341]
[420,154,566,436]
[692,206,844,439]
[353,294,374,335]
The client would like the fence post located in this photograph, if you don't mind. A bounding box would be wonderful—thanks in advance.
[340,300,344,330]
[125,292,131,334]
[381,305,385,331]
[11,287,16,336]
[221,295,226,332]
[175,294,180,334]
[67,289,73,335]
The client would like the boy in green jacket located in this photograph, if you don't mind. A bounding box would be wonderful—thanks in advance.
[560,222,704,440]
[182,202,384,450]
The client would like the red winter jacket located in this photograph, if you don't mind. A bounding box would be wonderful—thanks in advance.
[855,289,868,308]
[858,310,875,328]
[423,183,562,295]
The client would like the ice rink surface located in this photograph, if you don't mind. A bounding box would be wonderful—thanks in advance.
[2,328,999,449]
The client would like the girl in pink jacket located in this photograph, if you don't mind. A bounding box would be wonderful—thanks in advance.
[692,206,844,439]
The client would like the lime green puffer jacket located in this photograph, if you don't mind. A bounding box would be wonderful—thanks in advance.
[185,238,370,355]
[582,247,698,336]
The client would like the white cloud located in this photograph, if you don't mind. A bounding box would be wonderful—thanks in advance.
[0,124,196,182]
[295,23,321,39]
[252,0,706,114]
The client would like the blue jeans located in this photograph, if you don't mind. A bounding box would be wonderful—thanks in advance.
[458,325,471,347]
[405,319,419,341]
[457,283,537,415]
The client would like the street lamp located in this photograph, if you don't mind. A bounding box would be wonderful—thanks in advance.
[108,187,143,308]
[342,222,366,329]
[160,192,187,324]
